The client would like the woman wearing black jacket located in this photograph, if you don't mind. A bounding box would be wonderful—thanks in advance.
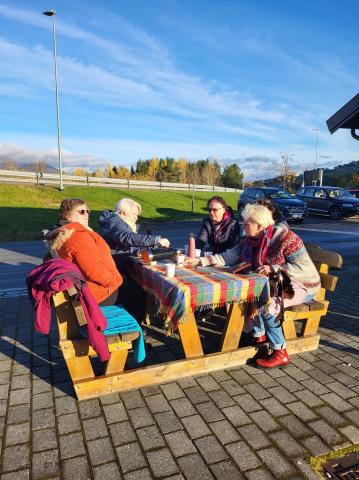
[196,196,241,254]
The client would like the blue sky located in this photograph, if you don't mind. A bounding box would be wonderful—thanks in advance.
[0,0,358,180]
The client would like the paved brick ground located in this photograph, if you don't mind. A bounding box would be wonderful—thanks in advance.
[0,262,358,479]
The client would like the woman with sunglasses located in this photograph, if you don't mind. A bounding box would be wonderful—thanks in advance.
[196,196,241,254]
[45,198,122,305]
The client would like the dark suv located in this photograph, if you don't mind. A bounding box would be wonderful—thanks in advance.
[296,186,359,220]
[348,189,359,198]
[237,187,307,223]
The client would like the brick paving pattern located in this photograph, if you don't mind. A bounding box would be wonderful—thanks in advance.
[0,262,358,479]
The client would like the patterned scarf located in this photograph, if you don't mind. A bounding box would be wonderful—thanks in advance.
[212,210,231,244]
[241,225,273,268]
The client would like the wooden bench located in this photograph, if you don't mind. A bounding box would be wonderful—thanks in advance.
[52,286,139,400]
[282,242,343,347]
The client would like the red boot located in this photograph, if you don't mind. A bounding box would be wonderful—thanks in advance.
[256,348,290,368]
[254,334,267,344]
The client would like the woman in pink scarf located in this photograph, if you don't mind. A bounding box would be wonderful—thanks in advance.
[196,196,241,254]
[189,203,320,368]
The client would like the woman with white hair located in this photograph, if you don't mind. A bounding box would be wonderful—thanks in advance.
[99,198,170,258]
[188,203,321,368]
[99,198,170,325]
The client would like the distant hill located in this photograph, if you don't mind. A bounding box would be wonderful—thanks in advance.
[322,160,359,177]
[331,160,359,173]
[0,161,58,173]
[320,160,359,187]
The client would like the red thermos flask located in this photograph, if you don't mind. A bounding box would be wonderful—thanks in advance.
[188,233,195,258]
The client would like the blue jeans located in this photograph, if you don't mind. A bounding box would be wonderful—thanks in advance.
[253,293,315,350]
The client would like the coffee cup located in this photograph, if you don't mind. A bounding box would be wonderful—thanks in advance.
[176,254,185,265]
[195,249,201,258]
[165,263,176,278]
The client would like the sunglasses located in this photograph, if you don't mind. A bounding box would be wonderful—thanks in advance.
[75,209,90,215]
[207,207,224,212]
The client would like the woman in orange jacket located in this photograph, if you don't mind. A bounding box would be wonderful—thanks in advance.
[47,198,123,305]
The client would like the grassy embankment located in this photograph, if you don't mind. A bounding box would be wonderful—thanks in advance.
[0,184,238,242]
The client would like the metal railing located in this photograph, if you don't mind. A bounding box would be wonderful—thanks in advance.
[0,169,240,193]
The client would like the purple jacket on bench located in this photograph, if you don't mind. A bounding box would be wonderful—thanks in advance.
[26,258,110,361]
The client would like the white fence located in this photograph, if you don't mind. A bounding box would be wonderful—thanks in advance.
[0,169,240,193]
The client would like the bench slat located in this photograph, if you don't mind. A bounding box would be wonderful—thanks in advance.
[305,242,343,268]
[72,301,88,326]
[307,300,326,311]
[286,300,326,312]
[106,332,139,343]
[319,272,338,292]
[60,338,132,359]
[286,304,309,312]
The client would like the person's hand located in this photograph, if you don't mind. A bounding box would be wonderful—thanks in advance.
[158,238,170,248]
[256,265,271,275]
[184,256,200,266]
[43,226,65,240]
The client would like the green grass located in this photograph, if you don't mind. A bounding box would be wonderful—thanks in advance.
[0,184,239,242]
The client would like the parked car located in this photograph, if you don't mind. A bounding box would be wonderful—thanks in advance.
[296,186,359,220]
[348,189,359,198]
[237,187,307,223]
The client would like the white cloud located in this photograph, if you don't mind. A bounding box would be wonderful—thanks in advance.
[0,3,292,128]
[216,122,277,141]
[0,141,107,169]
[0,34,289,124]
[2,134,357,181]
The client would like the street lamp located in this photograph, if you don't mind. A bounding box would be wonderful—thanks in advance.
[312,128,319,171]
[43,9,63,190]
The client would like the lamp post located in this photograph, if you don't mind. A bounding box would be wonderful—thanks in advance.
[312,128,319,171]
[318,154,330,186]
[43,9,63,190]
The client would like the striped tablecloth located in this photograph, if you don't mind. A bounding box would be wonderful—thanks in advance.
[130,259,270,331]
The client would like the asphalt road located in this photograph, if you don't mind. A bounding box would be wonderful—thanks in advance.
[0,215,358,291]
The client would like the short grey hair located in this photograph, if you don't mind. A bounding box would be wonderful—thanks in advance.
[114,198,142,215]
[242,203,275,228]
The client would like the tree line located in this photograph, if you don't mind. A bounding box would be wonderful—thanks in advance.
[73,157,244,189]
[1,155,357,191]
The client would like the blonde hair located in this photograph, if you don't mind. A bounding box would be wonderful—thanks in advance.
[242,203,275,228]
[114,198,142,215]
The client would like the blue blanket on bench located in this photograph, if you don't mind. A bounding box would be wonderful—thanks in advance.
[100,305,146,363]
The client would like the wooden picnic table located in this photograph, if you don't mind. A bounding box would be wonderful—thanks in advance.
[50,246,338,399]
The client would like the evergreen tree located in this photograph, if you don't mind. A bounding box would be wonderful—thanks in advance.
[135,159,148,176]
[221,164,243,189]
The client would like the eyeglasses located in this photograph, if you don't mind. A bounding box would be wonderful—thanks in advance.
[207,207,224,212]
[75,209,90,215]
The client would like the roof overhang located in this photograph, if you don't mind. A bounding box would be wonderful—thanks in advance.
[326,93,359,141]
